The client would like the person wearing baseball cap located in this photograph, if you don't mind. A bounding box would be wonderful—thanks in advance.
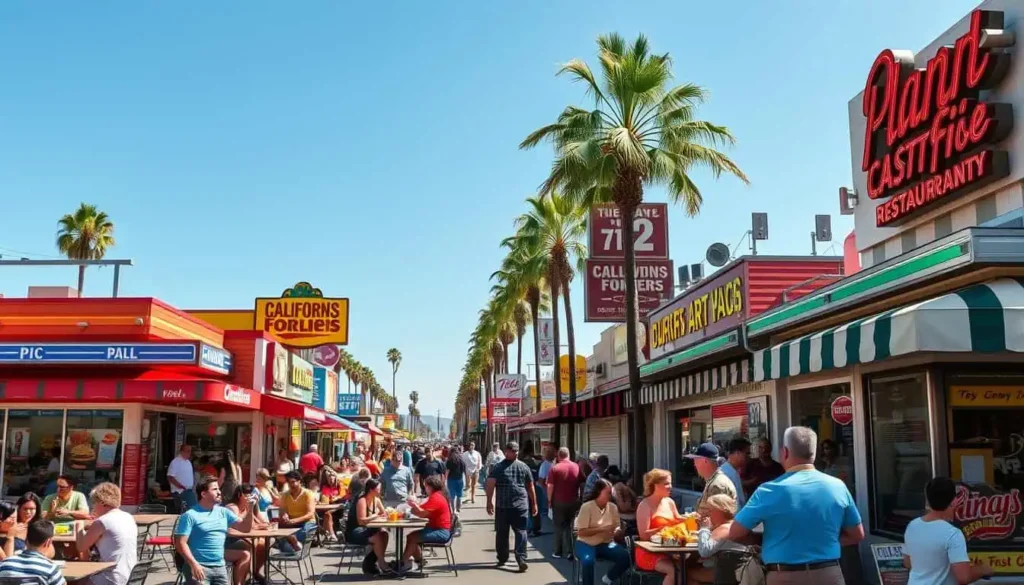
[686,442,736,515]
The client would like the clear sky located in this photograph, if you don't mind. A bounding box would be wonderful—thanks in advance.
[0,1,980,419]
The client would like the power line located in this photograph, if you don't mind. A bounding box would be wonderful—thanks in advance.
[0,245,62,260]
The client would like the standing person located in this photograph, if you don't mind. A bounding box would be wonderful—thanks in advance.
[903,476,993,585]
[217,450,242,505]
[173,478,255,585]
[444,449,466,513]
[380,450,414,507]
[414,451,446,496]
[485,443,503,475]
[547,447,583,559]
[729,426,864,585]
[741,437,784,498]
[686,443,736,514]
[73,483,138,585]
[462,442,482,504]
[168,444,197,513]
[719,438,750,509]
[41,475,91,522]
[0,521,65,585]
[275,449,294,474]
[278,471,318,553]
[575,479,629,585]
[584,455,609,498]
[299,444,324,476]
[485,441,537,573]
[533,447,555,537]
[411,447,425,470]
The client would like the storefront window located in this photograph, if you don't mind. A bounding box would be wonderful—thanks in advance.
[672,396,771,492]
[947,374,1024,556]
[791,384,856,496]
[185,421,250,482]
[868,373,932,536]
[64,410,124,495]
[4,410,63,497]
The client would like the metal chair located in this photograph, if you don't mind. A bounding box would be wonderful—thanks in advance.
[126,560,154,585]
[332,505,368,574]
[137,504,168,514]
[144,515,179,571]
[418,531,458,576]
[267,534,315,585]
[624,536,663,585]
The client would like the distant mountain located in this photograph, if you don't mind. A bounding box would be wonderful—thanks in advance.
[400,414,452,436]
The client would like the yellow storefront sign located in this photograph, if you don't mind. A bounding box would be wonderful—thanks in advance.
[948,386,1024,407]
[255,282,350,348]
[969,551,1024,574]
[559,355,587,390]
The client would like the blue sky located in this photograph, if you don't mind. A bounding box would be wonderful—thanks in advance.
[0,1,979,418]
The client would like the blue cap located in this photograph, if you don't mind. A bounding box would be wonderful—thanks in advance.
[686,442,720,460]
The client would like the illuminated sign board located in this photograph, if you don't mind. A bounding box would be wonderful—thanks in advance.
[648,264,746,360]
[255,282,350,348]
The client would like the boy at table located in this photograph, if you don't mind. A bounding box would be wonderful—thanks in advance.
[0,520,65,585]
[277,471,317,553]
[174,478,254,585]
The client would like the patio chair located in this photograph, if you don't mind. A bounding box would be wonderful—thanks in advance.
[138,504,168,513]
[418,531,458,577]
[624,536,663,585]
[144,515,179,571]
[267,534,315,585]
[126,560,154,585]
[331,505,368,574]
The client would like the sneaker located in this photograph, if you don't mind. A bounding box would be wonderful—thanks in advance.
[566,554,576,561]
[401,560,414,573]
[495,560,508,569]
[602,576,614,585]
[517,559,528,573]
[551,554,562,559]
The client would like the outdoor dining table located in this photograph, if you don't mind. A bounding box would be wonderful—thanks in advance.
[315,503,343,513]
[366,517,427,570]
[61,561,115,582]
[229,526,300,583]
[634,540,698,585]
[133,513,178,528]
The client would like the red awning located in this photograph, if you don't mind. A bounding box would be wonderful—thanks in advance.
[261,394,326,424]
[0,378,260,410]
[516,392,626,425]
[364,422,384,436]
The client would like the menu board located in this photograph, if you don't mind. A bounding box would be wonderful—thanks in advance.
[871,543,909,585]
[7,428,30,460]
[121,444,141,506]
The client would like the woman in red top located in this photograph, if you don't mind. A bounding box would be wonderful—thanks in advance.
[400,475,452,571]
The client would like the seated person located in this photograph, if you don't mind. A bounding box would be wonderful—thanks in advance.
[41,476,90,522]
[276,471,318,553]
[575,479,630,585]
[0,520,65,585]
[224,485,268,584]
[344,479,392,575]
[687,494,748,585]
[1,494,42,559]
[400,475,452,571]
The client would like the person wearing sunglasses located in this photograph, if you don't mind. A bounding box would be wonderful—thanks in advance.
[41,475,90,523]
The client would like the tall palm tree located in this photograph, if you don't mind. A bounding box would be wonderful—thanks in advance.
[522,33,748,478]
[512,194,587,450]
[56,203,116,296]
[349,363,365,415]
[387,348,402,408]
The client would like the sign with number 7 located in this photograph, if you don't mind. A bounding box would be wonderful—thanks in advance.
[588,203,670,260]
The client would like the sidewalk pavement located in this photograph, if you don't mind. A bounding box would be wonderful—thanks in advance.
[147,485,580,584]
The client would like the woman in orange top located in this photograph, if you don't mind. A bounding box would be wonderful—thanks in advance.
[635,468,684,585]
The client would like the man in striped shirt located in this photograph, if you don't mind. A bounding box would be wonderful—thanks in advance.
[0,520,66,585]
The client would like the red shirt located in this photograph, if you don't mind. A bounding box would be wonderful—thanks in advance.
[299,452,324,475]
[420,491,451,530]
[321,485,340,501]
[365,460,381,477]
[547,459,583,504]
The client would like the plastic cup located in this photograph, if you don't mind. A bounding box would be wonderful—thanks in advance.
[270,522,279,531]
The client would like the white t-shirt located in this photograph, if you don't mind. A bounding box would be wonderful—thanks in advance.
[462,450,481,473]
[93,509,138,585]
[904,517,969,585]
[167,456,195,494]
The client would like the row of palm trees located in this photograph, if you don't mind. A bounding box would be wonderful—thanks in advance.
[336,348,398,415]
[453,33,748,477]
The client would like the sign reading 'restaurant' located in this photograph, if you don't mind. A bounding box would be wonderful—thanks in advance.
[255,282,350,348]
[861,10,1013,227]
[648,264,746,360]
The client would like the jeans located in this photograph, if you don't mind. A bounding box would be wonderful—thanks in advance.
[494,507,528,563]
[552,501,580,557]
[575,541,630,585]
[184,563,229,585]
[531,484,547,534]
[173,490,198,513]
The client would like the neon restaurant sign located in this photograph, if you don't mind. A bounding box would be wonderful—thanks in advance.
[861,10,1013,227]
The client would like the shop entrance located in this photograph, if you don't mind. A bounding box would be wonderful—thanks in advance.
[790,384,856,496]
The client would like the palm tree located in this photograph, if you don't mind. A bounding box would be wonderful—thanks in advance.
[521,33,749,479]
[511,194,587,450]
[387,348,402,409]
[349,363,364,415]
[56,203,116,296]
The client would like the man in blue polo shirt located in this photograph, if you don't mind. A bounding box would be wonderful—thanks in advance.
[729,426,864,585]
[174,477,255,585]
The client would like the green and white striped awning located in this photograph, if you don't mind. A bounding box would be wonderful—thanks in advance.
[753,278,1024,382]
[641,358,752,405]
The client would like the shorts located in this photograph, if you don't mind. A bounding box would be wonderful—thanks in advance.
[418,528,451,545]
[346,526,380,546]
[446,478,465,499]
[274,521,317,553]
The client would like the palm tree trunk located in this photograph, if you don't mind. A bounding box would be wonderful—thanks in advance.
[76,265,86,297]
[619,197,646,487]
[503,344,510,374]
[531,303,542,414]
[392,371,396,405]
[550,278,562,447]
[563,277,577,457]
[516,331,523,376]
